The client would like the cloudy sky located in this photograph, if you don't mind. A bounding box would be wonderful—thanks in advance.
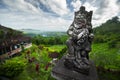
[0,0,120,31]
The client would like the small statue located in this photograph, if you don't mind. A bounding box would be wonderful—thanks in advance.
[64,6,94,74]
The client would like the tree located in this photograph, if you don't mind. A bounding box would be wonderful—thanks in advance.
[107,16,119,23]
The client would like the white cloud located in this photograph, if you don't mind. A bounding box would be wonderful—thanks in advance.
[0,0,72,31]
[92,0,120,27]
[0,8,71,31]
[71,0,120,27]
[40,0,70,16]
[0,0,120,31]
[3,0,40,14]
[71,0,82,11]
[83,2,97,12]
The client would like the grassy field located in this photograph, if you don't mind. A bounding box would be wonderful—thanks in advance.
[47,45,66,52]
[90,43,120,70]
[7,44,65,80]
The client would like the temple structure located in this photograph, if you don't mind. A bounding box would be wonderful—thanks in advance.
[0,25,32,62]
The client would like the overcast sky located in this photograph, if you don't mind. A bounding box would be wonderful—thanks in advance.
[0,0,120,31]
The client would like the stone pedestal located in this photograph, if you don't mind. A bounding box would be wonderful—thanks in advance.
[51,56,98,80]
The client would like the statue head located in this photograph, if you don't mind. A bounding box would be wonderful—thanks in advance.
[79,6,85,12]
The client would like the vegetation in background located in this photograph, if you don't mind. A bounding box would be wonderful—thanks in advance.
[0,56,26,78]
[93,16,120,47]
[32,35,68,45]
[0,44,66,80]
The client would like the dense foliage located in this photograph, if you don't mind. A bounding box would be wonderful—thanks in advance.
[0,25,23,40]
[32,35,68,45]
[93,16,120,48]
[0,59,26,78]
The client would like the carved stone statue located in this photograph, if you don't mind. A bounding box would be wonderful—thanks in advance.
[51,6,98,80]
[64,6,94,74]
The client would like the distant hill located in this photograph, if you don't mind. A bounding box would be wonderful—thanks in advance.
[0,25,23,40]
[93,16,120,44]
[93,16,120,35]
[0,24,22,33]
[0,25,31,47]
[20,29,67,37]
[20,29,42,34]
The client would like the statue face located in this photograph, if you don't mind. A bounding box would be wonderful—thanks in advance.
[74,13,86,27]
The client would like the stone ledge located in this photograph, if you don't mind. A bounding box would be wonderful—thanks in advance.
[51,56,98,80]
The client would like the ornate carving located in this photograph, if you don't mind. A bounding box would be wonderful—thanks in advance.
[64,6,94,75]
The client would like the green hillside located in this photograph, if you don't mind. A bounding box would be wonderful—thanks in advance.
[93,16,120,34]
[93,17,120,49]
[90,16,120,80]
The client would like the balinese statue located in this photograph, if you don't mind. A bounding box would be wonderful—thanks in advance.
[64,6,94,74]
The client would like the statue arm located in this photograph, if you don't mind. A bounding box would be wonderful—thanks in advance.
[67,24,77,39]
[77,30,85,39]
[77,28,89,39]
[67,25,74,36]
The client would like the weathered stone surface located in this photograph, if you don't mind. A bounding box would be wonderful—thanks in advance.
[51,56,98,80]
[64,6,94,74]
[51,6,98,80]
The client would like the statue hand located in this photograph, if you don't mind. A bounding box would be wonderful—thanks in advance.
[77,31,85,39]
[89,33,94,39]
[72,35,78,40]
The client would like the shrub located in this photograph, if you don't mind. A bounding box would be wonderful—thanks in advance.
[108,39,118,48]
[59,47,67,59]
[93,35,105,43]
[0,60,26,78]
